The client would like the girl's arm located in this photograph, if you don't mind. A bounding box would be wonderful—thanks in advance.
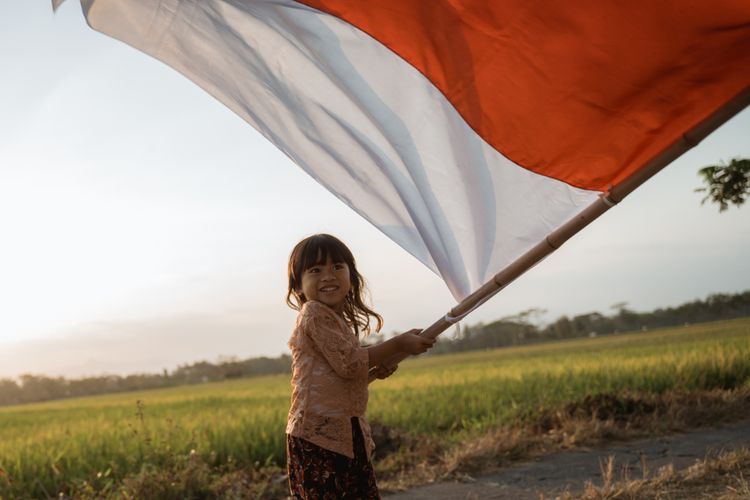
[366,330,435,368]
[368,358,398,384]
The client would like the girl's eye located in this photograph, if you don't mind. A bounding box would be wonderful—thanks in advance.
[307,267,319,273]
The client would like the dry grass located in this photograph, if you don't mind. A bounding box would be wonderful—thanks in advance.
[564,447,750,499]
[376,387,750,492]
[56,456,289,500]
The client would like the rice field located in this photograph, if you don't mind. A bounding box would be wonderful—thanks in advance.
[1,318,749,498]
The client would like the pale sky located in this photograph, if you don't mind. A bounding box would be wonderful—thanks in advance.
[0,2,748,378]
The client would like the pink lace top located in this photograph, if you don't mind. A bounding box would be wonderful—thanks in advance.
[286,300,375,459]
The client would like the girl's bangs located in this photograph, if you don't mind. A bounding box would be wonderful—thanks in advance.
[298,236,351,272]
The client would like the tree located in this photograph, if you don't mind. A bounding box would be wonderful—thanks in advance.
[695,157,750,211]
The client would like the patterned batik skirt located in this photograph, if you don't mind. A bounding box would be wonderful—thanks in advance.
[286,417,380,499]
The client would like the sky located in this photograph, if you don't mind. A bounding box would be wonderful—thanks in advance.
[0,2,748,379]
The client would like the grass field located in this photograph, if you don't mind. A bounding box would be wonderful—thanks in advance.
[1,318,749,498]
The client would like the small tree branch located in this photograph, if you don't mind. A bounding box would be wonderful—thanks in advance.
[695,157,750,212]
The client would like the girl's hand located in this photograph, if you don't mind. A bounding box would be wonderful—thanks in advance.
[374,360,399,379]
[397,329,436,355]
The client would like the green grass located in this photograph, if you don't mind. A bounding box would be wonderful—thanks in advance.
[1,318,749,498]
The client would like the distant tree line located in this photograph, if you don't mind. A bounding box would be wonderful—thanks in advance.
[2,290,748,407]
[430,290,750,355]
[0,355,290,407]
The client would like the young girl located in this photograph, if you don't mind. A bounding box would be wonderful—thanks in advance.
[285,233,435,499]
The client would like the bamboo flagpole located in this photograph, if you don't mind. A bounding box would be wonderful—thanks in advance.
[375,86,750,370]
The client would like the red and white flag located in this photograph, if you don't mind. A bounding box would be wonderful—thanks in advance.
[65,0,750,299]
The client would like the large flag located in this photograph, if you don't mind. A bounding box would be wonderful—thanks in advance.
[63,0,750,301]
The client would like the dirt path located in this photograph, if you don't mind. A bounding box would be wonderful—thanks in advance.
[384,419,750,499]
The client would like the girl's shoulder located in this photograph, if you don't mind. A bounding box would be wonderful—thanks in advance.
[291,302,335,349]
[299,301,348,334]
[300,300,337,319]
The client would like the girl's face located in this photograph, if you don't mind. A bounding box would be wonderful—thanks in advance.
[299,255,351,313]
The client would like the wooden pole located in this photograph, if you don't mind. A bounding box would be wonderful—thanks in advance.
[375,86,750,371]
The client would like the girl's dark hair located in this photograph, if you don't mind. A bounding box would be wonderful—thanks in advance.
[286,234,383,337]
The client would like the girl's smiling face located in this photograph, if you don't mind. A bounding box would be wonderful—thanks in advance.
[299,255,351,313]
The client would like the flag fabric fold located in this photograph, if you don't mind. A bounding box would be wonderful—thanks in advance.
[71,0,750,300]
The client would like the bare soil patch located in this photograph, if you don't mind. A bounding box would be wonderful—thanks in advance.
[384,420,750,499]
